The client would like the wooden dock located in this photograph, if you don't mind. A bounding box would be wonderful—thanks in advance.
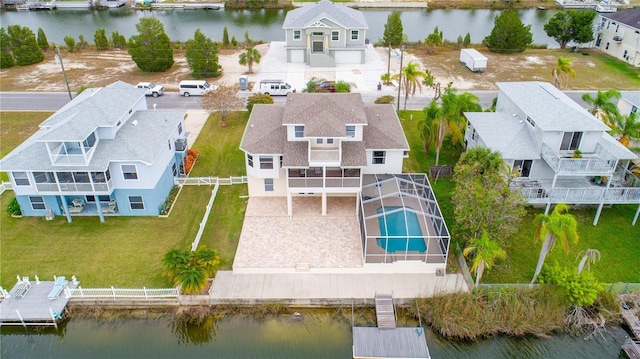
[352,293,430,359]
[620,293,640,359]
[375,293,396,329]
[623,339,640,359]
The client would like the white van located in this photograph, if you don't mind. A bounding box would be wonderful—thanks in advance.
[259,80,296,96]
[179,80,218,97]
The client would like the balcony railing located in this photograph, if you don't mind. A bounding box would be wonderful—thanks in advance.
[309,149,340,163]
[36,178,113,193]
[519,186,640,204]
[540,143,617,175]
[289,176,360,189]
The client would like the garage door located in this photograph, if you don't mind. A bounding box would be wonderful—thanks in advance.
[289,50,304,63]
[334,50,362,64]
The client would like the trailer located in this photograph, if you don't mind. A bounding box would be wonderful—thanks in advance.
[460,48,487,73]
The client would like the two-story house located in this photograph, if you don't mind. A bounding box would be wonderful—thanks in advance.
[595,8,640,67]
[282,0,368,67]
[0,81,189,222]
[239,93,451,271]
[464,82,640,225]
[619,91,640,117]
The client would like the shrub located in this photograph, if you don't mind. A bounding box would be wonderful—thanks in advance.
[375,95,395,104]
[159,185,180,215]
[94,28,109,50]
[182,148,200,174]
[246,93,274,112]
[537,261,603,307]
[6,198,21,216]
[64,36,76,52]
[37,27,49,51]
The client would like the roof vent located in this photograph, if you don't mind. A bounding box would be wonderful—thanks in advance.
[132,120,138,126]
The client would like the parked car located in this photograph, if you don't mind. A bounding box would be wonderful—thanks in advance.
[314,81,336,92]
[136,82,164,97]
[178,80,218,97]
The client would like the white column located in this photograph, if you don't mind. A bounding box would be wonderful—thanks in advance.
[322,192,327,216]
[593,203,604,226]
[355,192,360,216]
[287,192,293,217]
[632,204,640,226]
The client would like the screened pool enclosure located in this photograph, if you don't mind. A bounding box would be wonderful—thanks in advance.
[359,174,450,264]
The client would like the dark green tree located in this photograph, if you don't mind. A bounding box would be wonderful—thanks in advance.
[382,11,403,47]
[111,31,127,49]
[162,246,220,294]
[246,93,274,112]
[36,27,49,52]
[222,26,230,47]
[94,28,110,50]
[484,10,533,54]
[231,35,237,47]
[185,29,222,78]
[77,35,88,50]
[544,10,597,49]
[0,28,15,68]
[6,25,44,66]
[64,36,76,52]
[244,30,254,46]
[463,32,471,47]
[128,18,174,72]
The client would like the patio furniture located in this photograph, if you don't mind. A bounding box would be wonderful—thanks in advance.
[101,200,117,214]
[71,198,84,207]
[48,276,67,300]
[9,278,31,298]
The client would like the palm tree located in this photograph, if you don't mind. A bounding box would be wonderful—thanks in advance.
[531,203,579,284]
[162,246,220,294]
[551,56,576,89]
[432,89,482,165]
[419,100,440,153]
[576,248,601,274]
[609,112,640,148]
[463,230,506,286]
[581,89,621,126]
[392,61,426,110]
[239,47,261,74]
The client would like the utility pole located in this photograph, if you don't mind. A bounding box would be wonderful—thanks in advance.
[387,42,391,83]
[55,46,72,100]
[396,44,404,111]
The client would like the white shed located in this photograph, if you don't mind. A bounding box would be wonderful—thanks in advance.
[460,48,488,72]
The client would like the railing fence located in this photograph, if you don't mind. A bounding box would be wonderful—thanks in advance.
[175,176,247,186]
[65,286,180,299]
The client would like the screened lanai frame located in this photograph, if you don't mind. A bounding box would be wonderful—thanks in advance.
[359,174,450,265]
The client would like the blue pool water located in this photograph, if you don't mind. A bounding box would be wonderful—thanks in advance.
[376,207,426,253]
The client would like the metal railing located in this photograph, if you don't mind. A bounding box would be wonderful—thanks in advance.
[65,286,180,298]
[175,176,247,186]
[519,186,640,204]
[540,143,617,175]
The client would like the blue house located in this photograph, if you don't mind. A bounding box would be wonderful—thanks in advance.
[0,81,189,222]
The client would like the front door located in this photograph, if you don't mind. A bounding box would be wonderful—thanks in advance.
[312,41,323,53]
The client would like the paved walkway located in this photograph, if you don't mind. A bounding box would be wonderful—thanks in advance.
[184,109,208,145]
[210,271,468,304]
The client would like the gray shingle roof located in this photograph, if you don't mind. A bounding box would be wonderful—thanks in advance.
[601,8,640,29]
[282,142,309,167]
[0,109,185,171]
[599,133,638,160]
[465,112,540,159]
[283,0,368,30]
[239,105,287,154]
[497,82,610,132]
[282,93,368,127]
[621,91,640,108]
[342,141,367,166]
[363,105,409,150]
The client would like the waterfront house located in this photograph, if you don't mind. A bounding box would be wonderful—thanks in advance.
[0,81,189,222]
[282,0,368,66]
[237,93,450,272]
[619,91,640,116]
[595,8,640,67]
[464,82,640,225]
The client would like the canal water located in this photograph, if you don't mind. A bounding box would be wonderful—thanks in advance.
[0,8,561,47]
[0,311,631,358]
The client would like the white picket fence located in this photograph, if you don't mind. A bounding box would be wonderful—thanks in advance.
[0,181,11,195]
[191,183,219,251]
[65,286,180,299]
[175,176,247,186]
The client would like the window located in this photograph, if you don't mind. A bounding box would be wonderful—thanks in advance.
[29,196,45,210]
[172,162,178,176]
[178,123,183,135]
[260,156,274,169]
[606,42,610,50]
[616,24,619,32]
[471,128,477,140]
[83,132,96,148]
[346,125,355,138]
[351,30,359,40]
[312,32,323,36]
[293,30,301,40]
[264,178,274,192]
[13,172,30,186]
[607,21,610,29]
[168,140,171,150]
[623,50,628,59]
[122,164,138,180]
[526,116,536,127]
[631,105,638,115]
[295,125,304,138]
[73,172,90,183]
[317,138,323,144]
[513,160,533,177]
[34,172,55,183]
[247,154,254,167]
[331,31,339,41]
[372,151,385,164]
[327,138,334,144]
[560,132,582,151]
[129,196,144,210]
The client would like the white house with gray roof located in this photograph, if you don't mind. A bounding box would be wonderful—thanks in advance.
[619,91,640,117]
[283,0,368,67]
[595,8,640,67]
[0,81,189,222]
[464,82,640,225]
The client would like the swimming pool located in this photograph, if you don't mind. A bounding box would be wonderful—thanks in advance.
[376,206,426,253]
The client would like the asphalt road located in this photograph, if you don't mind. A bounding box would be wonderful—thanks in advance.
[0,90,595,112]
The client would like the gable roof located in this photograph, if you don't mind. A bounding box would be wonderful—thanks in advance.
[465,112,540,160]
[497,82,610,132]
[283,0,368,29]
[601,8,640,30]
[621,91,640,108]
[282,93,368,128]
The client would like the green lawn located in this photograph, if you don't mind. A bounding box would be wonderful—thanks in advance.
[0,112,51,182]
